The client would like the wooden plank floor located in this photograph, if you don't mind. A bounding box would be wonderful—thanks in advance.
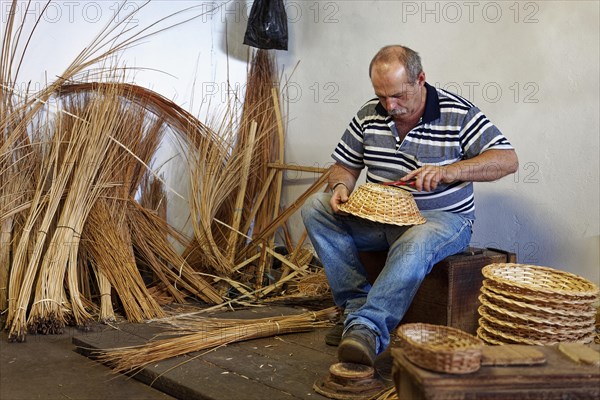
[73,305,395,400]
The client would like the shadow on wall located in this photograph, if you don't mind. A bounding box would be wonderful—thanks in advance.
[472,190,599,284]
[471,190,560,267]
[220,0,253,62]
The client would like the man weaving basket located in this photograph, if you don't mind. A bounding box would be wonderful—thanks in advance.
[301,44,518,366]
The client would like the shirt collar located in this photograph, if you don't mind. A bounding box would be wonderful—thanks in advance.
[375,82,440,123]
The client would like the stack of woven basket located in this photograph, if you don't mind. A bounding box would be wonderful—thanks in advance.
[477,263,599,345]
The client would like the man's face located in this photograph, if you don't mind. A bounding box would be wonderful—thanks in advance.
[371,62,425,121]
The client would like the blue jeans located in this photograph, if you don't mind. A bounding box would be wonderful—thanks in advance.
[301,192,472,354]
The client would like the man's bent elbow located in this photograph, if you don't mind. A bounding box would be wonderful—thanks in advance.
[505,150,519,175]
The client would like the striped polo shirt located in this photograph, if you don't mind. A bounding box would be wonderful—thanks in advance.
[332,82,514,220]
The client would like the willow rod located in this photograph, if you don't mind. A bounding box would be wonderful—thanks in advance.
[227,120,257,263]
[267,163,329,174]
[237,167,331,262]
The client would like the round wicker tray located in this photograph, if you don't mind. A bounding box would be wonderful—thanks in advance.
[482,263,600,300]
[397,323,483,374]
[476,326,508,345]
[478,318,595,346]
[338,183,426,226]
[479,294,595,326]
[481,280,597,310]
[480,281,596,320]
[478,305,596,334]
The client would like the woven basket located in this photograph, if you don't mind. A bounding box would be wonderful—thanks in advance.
[478,318,595,346]
[478,306,596,335]
[482,263,600,300]
[476,326,507,345]
[338,183,426,226]
[479,297,594,327]
[480,286,597,319]
[397,323,483,374]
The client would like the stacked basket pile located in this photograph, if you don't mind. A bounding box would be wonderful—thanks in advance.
[477,263,599,345]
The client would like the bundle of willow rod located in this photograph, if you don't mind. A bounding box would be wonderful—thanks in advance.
[98,307,338,374]
[7,105,87,339]
[82,198,164,324]
[1,0,337,340]
[34,89,128,330]
[181,50,298,297]
[183,110,247,276]
[73,84,171,324]
[232,50,283,255]
[1,0,234,339]
[126,200,223,304]
[5,80,228,340]
[0,112,42,312]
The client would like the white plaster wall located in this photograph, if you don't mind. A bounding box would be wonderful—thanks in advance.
[278,0,600,286]
[7,1,599,285]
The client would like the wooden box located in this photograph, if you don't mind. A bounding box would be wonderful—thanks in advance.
[359,247,516,335]
[391,345,600,400]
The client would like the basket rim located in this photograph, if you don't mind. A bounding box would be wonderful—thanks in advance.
[482,263,600,298]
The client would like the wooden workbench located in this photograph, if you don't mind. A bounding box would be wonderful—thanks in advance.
[392,344,600,399]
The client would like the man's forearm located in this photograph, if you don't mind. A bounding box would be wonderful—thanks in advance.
[329,163,361,192]
[448,149,519,183]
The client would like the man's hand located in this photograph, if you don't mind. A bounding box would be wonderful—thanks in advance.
[402,149,518,192]
[328,162,361,212]
[330,183,351,213]
[402,165,457,192]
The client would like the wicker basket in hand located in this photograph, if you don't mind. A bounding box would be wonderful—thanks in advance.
[338,183,425,226]
[397,323,484,374]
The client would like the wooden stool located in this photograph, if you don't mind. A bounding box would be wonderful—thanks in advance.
[358,247,516,335]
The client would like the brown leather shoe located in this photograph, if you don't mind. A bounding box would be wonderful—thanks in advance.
[337,325,377,366]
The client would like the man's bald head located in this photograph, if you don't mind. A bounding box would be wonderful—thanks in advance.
[369,45,423,84]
